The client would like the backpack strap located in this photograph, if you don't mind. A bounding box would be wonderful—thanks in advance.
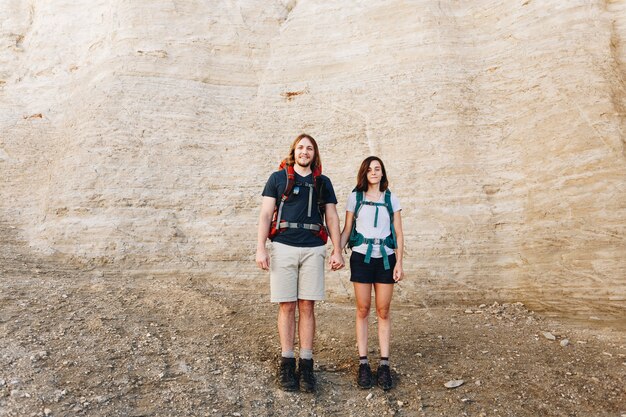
[315,175,326,222]
[354,190,365,219]
[361,237,391,270]
[275,166,295,230]
[384,189,397,249]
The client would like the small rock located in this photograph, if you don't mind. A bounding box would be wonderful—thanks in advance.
[397,401,404,407]
[464,309,473,314]
[44,408,52,416]
[233,413,241,417]
[602,352,613,357]
[444,379,465,389]
[560,339,569,347]
[475,380,481,386]
[479,304,486,309]
[366,392,373,400]
[542,332,556,341]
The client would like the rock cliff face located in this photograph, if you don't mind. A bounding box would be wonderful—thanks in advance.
[1,0,624,321]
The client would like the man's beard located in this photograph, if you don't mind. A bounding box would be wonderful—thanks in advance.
[296,158,312,168]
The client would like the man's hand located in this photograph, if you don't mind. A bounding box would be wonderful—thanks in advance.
[329,251,345,271]
[256,247,270,271]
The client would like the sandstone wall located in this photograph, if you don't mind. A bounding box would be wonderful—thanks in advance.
[1,0,624,321]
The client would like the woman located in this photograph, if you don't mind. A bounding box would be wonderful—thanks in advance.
[340,156,404,390]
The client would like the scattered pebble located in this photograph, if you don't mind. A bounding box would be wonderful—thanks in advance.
[542,332,556,341]
[366,393,373,400]
[444,380,465,389]
[465,309,473,314]
[44,408,52,416]
[560,339,569,347]
[475,380,481,386]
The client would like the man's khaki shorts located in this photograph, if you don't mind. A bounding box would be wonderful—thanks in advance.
[269,242,326,302]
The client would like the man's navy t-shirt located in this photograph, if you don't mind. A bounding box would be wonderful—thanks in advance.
[262,170,337,247]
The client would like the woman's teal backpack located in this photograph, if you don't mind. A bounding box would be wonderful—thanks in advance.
[348,189,397,270]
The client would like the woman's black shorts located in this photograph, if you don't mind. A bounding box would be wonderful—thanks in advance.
[349,251,396,284]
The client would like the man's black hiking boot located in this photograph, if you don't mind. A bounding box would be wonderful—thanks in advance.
[357,363,373,389]
[277,357,298,391]
[377,364,393,390]
[298,358,316,393]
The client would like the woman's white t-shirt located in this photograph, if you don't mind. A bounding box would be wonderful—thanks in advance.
[346,191,401,258]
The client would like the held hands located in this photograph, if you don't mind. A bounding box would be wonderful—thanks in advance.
[329,251,345,271]
[393,263,404,282]
[256,247,270,271]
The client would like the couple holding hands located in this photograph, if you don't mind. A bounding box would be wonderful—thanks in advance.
[256,134,404,392]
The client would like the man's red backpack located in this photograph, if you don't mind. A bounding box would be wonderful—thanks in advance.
[268,160,328,243]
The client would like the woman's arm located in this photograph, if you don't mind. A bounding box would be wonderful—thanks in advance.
[393,210,404,281]
[339,210,354,250]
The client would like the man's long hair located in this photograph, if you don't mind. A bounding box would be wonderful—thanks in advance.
[355,156,388,192]
[285,133,321,172]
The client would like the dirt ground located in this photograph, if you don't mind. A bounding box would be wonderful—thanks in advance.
[1,225,625,417]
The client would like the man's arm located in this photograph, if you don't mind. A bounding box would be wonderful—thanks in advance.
[256,196,276,270]
[325,203,345,270]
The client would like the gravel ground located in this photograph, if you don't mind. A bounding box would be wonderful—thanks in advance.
[1,221,624,416]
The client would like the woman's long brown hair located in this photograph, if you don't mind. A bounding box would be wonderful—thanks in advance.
[355,156,388,192]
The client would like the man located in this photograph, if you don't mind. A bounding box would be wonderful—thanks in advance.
[256,133,344,392]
